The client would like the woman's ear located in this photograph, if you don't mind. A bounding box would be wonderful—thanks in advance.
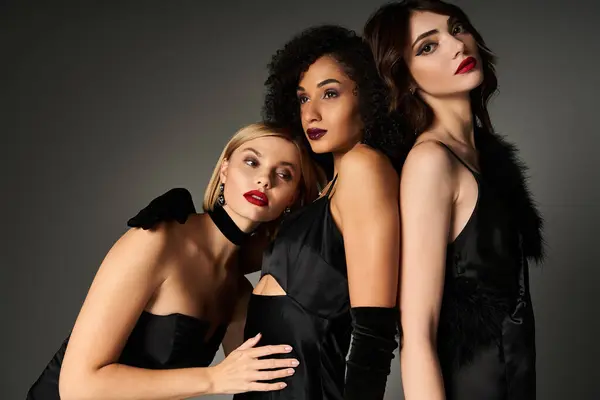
[219,158,229,184]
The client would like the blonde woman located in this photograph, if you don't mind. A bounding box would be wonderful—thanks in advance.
[27,122,325,400]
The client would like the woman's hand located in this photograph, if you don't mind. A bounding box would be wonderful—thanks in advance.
[209,333,298,394]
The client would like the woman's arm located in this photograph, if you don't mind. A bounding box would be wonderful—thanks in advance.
[398,142,456,400]
[59,225,211,400]
[336,145,399,307]
[59,226,295,400]
[334,145,400,400]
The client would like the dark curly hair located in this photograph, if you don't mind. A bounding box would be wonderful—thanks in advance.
[262,24,410,178]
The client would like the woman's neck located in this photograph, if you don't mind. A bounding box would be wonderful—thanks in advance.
[199,206,258,266]
[222,204,258,234]
[331,139,366,179]
[421,92,475,147]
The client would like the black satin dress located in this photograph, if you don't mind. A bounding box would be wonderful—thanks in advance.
[436,143,536,400]
[26,311,226,399]
[234,176,351,400]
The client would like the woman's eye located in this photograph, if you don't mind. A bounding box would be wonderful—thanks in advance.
[278,172,292,181]
[324,90,338,99]
[452,23,465,35]
[417,42,437,55]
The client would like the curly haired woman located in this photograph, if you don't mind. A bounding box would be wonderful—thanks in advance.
[130,25,409,400]
[232,24,408,400]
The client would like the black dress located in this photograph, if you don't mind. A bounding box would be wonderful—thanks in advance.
[234,176,351,400]
[27,309,226,399]
[435,141,538,400]
[27,193,237,399]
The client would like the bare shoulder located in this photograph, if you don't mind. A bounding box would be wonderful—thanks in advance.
[116,221,184,273]
[402,140,455,183]
[399,140,458,209]
[337,143,398,192]
[334,144,399,228]
[117,224,171,257]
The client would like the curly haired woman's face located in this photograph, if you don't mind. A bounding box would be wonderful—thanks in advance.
[296,55,363,154]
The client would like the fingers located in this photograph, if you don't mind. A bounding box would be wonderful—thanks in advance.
[252,367,296,382]
[236,333,262,351]
[246,344,293,358]
[249,381,288,392]
[253,357,299,370]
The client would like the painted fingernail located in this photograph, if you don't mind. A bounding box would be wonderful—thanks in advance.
[280,383,287,388]
[284,346,293,351]
[291,360,299,366]
[287,368,295,375]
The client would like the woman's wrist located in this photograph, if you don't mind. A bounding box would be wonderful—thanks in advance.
[192,366,218,396]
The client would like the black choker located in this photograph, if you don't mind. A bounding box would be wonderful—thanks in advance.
[207,205,251,246]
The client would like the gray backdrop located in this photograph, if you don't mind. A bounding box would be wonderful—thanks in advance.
[3,0,599,399]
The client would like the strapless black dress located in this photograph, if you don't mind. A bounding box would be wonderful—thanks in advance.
[27,311,226,399]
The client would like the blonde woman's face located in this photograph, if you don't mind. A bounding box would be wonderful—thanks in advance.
[220,136,302,223]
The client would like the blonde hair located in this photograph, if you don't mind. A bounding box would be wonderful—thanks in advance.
[203,122,326,214]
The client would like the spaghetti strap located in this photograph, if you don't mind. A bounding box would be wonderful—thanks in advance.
[325,174,338,197]
[436,141,480,176]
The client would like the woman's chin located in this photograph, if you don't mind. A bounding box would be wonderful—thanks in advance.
[308,142,333,154]
[239,207,274,224]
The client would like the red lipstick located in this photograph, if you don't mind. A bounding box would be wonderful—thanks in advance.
[455,56,477,74]
[307,128,327,140]
[244,190,269,207]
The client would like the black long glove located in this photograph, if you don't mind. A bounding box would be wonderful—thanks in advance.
[127,188,196,229]
[344,307,399,400]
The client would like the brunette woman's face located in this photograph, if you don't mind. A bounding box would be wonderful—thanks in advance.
[297,55,363,154]
[221,136,302,223]
[404,11,483,98]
